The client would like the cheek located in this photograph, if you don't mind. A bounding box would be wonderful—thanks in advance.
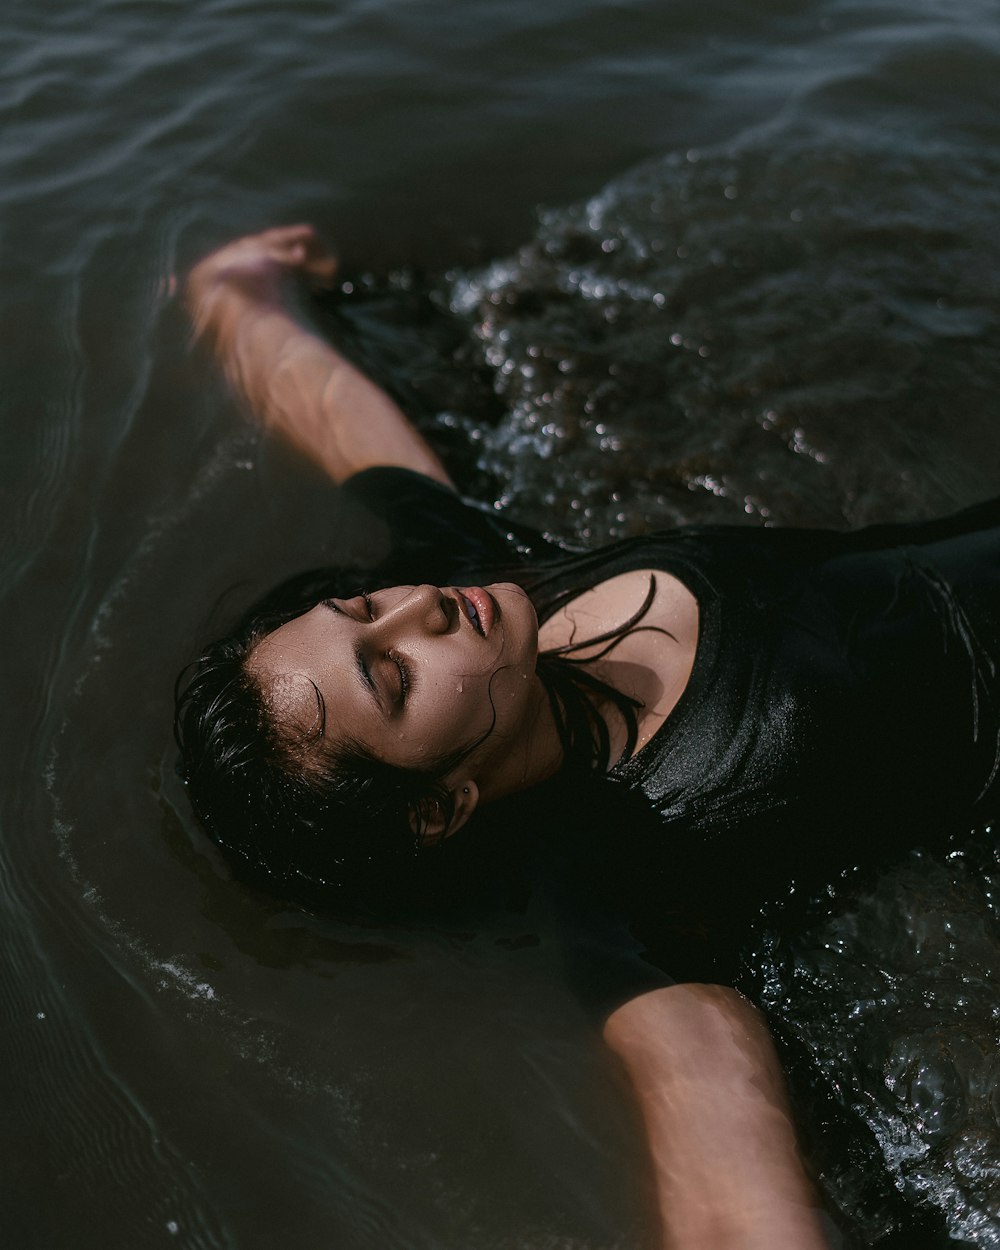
[412,670,491,749]
[479,666,533,735]
[499,617,538,687]
[435,671,501,742]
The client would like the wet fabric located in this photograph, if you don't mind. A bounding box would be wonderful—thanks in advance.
[342,468,1000,1011]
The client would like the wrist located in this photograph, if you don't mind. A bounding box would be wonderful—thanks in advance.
[189,271,299,355]
[189,250,310,336]
[186,226,338,352]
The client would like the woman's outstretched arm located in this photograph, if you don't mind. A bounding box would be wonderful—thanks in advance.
[603,984,832,1250]
[185,224,454,488]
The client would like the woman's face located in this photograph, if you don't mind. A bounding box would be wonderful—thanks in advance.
[247,582,540,782]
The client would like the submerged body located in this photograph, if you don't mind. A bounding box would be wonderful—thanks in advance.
[178,224,1000,1249]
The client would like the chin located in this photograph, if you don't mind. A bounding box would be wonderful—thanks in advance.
[490,580,534,612]
[489,581,538,669]
[491,579,536,621]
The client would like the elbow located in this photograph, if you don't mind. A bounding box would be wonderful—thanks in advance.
[602,981,764,1058]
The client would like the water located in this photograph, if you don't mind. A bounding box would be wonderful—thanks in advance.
[4,0,1000,1245]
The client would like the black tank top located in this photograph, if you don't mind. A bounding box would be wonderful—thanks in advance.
[342,468,1000,1010]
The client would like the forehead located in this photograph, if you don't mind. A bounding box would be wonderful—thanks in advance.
[252,606,329,663]
[247,611,343,738]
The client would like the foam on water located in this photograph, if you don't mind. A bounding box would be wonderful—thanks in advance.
[444,128,1000,548]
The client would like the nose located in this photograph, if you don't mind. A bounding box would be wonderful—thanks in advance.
[377,584,453,638]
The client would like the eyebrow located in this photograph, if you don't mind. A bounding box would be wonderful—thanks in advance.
[321,599,385,713]
[353,643,385,711]
[307,679,327,737]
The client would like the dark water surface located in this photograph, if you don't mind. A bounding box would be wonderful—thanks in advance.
[5,0,1000,1246]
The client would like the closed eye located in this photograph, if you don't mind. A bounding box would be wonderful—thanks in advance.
[328,592,410,707]
[357,593,410,705]
[319,597,383,704]
[319,594,372,623]
[391,651,412,703]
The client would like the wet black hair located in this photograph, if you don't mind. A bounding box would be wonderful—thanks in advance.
[174,558,657,910]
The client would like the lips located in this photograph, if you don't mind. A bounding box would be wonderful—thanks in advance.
[456,586,496,637]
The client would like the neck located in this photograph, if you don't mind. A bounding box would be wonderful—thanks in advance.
[475,671,568,804]
[536,651,643,773]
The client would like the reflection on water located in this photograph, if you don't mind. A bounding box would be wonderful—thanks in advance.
[4,0,1000,1245]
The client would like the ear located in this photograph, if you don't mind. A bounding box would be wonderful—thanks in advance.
[411,780,480,845]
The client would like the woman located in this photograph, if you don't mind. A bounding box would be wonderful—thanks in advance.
[177,225,1000,1249]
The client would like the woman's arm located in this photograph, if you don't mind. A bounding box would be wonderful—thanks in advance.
[185,224,454,488]
[603,984,831,1250]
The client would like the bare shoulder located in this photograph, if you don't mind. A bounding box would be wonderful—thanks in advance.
[539,568,700,756]
[539,567,698,655]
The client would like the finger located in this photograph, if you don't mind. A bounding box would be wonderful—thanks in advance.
[303,253,339,285]
[298,234,340,285]
[261,222,317,247]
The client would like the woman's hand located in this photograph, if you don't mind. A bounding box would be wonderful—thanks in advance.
[186,224,339,344]
[185,223,453,488]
